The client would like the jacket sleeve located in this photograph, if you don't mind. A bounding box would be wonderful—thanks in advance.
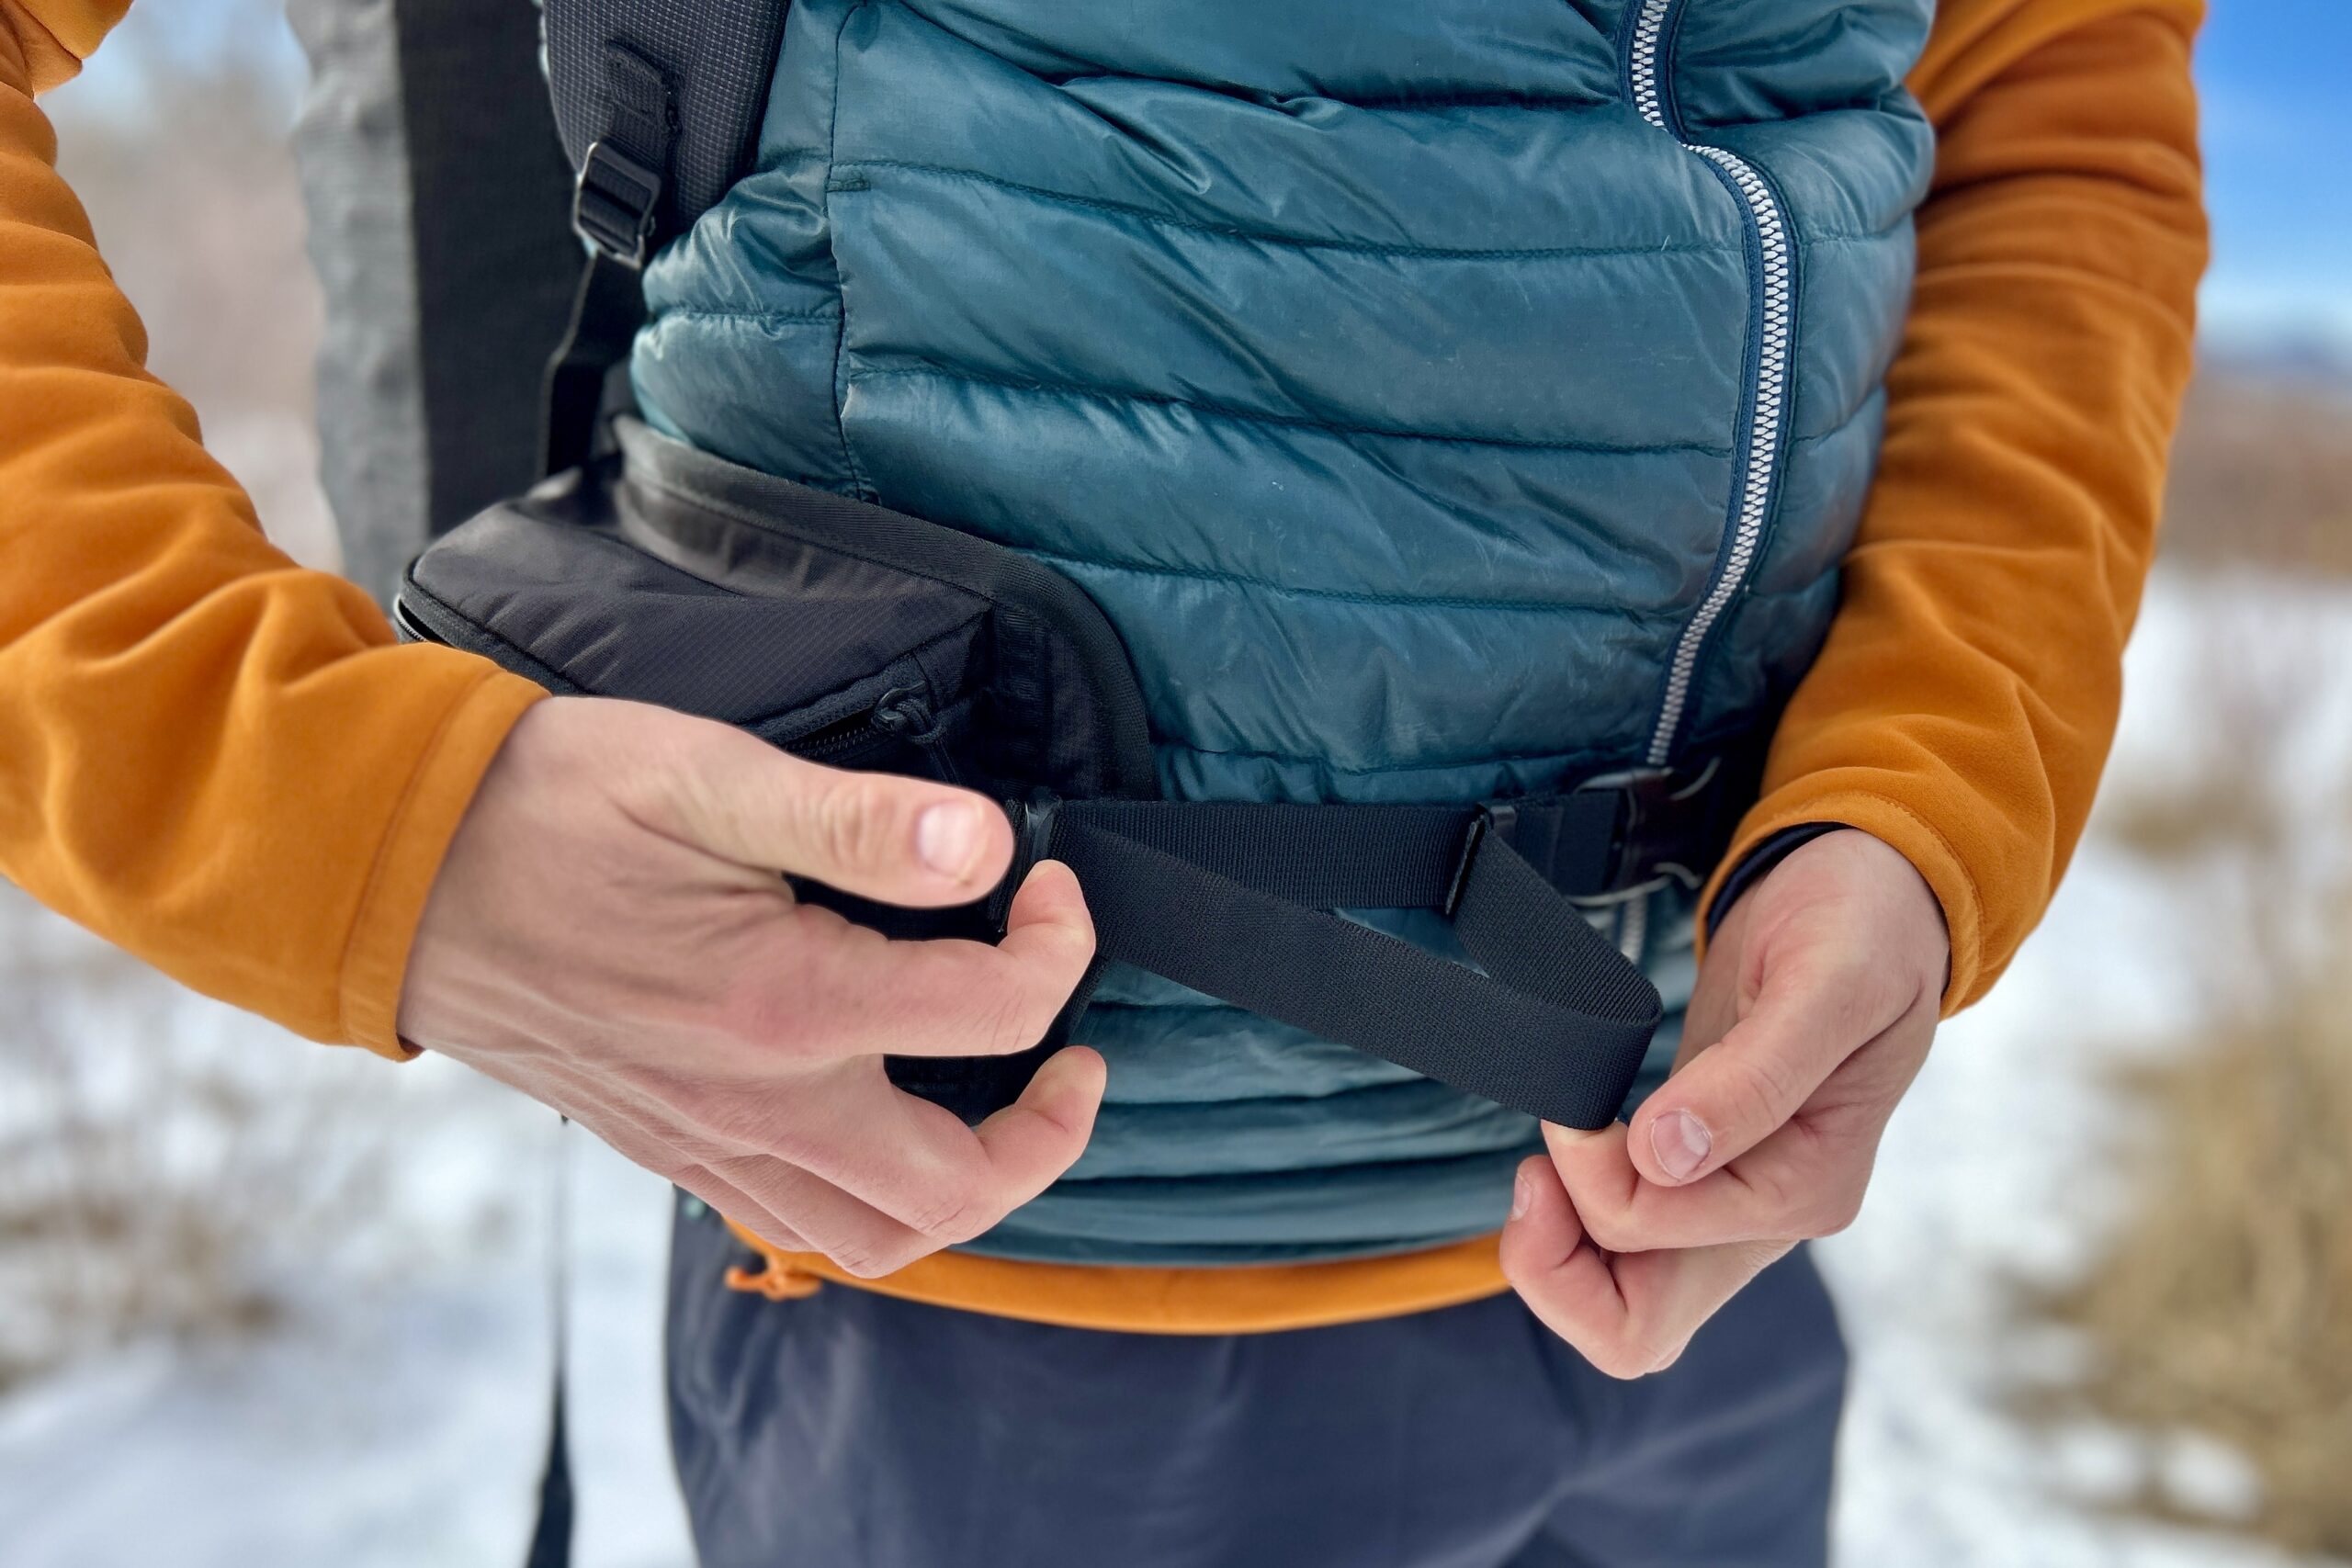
[1696,0,2208,1012]
[0,1,546,1055]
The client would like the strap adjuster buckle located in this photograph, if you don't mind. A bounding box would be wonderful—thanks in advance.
[990,789,1063,934]
[572,139,664,267]
[1570,760,1719,897]
[1443,802,1516,918]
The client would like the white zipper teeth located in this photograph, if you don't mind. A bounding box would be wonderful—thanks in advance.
[1628,1,1674,128]
[1628,0,1795,769]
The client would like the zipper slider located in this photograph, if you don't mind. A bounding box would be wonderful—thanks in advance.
[870,685,946,747]
[390,593,444,645]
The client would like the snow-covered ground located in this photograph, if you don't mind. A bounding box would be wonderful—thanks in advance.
[3,572,2346,1568]
[1821,573,2352,1568]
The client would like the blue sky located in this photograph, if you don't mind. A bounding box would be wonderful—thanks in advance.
[2195,0,2351,346]
[59,0,2352,351]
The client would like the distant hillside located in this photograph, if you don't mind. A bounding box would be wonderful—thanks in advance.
[2161,361,2352,576]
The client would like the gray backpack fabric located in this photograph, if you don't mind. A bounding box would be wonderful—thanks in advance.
[543,0,787,245]
[291,0,797,604]
[288,0,597,604]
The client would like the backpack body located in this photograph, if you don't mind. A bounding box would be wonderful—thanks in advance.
[301,0,1935,1266]
[622,0,1935,1262]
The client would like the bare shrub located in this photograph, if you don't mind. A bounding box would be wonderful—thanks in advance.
[0,2,525,1396]
[2019,596,2352,1555]
[2160,367,2352,580]
[0,887,392,1392]
[2029,991,2352,1554]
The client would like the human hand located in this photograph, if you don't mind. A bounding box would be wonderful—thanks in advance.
[1501,828,1948,1376]
[396,696,1102,1276]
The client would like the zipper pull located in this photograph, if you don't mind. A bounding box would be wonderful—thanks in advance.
[870,686,946,747]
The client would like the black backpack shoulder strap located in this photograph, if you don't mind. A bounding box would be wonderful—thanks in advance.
[538,1,793,475]
[517,16,787,1563]
[294,0,578,600]
[544,0,792,249]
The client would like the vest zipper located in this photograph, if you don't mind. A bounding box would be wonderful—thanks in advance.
[1626,0,1795,770]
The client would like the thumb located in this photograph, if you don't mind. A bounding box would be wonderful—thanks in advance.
[651,714,1015,906]
[1627,950,1894,1188]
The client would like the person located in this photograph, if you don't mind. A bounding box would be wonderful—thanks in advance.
[0,1,2205,1563]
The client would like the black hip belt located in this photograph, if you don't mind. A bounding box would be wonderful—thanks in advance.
[398,419,1753,1128]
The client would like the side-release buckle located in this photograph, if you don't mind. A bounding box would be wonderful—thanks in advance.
[1570,758,1721,900]
[572,139,663,267]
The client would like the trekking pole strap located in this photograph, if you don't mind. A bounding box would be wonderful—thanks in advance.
[1011,781,1736,1130]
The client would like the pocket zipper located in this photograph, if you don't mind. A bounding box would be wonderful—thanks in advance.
[784,686,950,768]
[391,592,443,646]
[398,587,953,773]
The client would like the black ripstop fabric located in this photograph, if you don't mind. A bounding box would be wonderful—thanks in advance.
[545,0,789,238]
[401,419,1671,1129]
[405,420,1161,790]
[391,0,580,536]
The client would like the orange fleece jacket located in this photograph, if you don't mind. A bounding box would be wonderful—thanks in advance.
[0,0,2205,1332]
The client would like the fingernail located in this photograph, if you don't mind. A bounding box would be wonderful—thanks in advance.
[1651,1110,1712,1182]
[1510,1170,1532,1220]
[915,801,985,880]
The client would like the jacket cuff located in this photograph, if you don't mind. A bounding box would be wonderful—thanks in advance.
[1698,785,1981,1017]
[336,667,547,1058]
[1702,822,1850,938]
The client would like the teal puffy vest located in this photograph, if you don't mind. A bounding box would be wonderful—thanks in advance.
[629,0,1936,1264]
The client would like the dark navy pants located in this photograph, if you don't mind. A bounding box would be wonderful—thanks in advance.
[666,1204,1847,1568]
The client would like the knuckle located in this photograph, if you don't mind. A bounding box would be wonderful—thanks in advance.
[1710,1054,1798,1140]
[661,1122,740,1169]
[1498,1233,1546,1295]
[825,1234,919,1280]
[1577,1201,1642,1256]
[1499,1250,1532,1294]
[823,1244,885,1279]
[695,1091,790,1156]
[712,979,818,1060]
[810,778,900,874]
[1587,1334,1658,1382]
[1804,1185,1866,1238]
[975,984,1054,1059]
[1742,1161,1805,1217]
[1621,1323,1682,1379]
[1039,908,1099,973]
[904,1182,993,1245]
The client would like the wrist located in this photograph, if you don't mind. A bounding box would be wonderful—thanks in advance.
[1703,821,1850,937]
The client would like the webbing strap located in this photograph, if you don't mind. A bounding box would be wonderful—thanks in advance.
[528,38,682,1568]
[524,1123,574,1568]
[1055,795,1625,906]
[541,254,647,477]
[540,46,674,477]
[1035,797,1665,1130]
